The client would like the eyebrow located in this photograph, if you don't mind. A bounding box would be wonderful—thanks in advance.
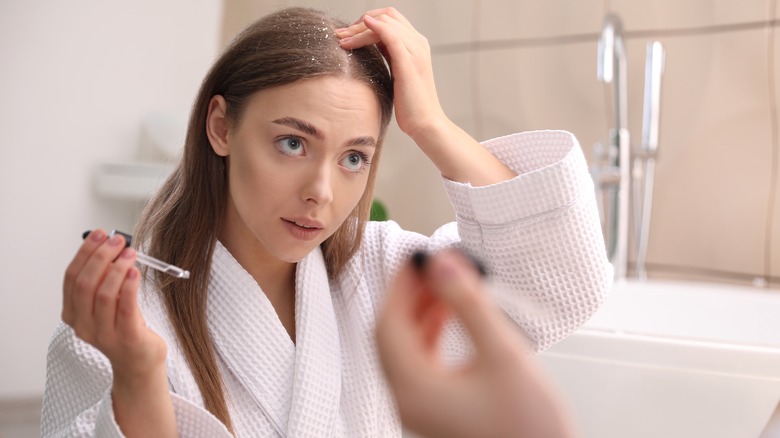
[346,136,377,148]
[273,117,322,139]
[272,116,377,148]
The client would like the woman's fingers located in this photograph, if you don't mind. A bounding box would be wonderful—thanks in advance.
[336,20,368,39]
[377,260,432,382]
[377,263,421,349]
[338,10,421,60]
[358,7,413,27]
[93,248,136,337]
[426,251,507,356]
[62,229,107,324]
[408,253,451,351]
[338,7,412,35]
[69,233,126,339]
[361,14,416,60]
[116,266,142,336]
[337,27,379,49]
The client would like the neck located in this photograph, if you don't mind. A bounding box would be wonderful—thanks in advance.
[222,236,296,298]
[219,207,298,343]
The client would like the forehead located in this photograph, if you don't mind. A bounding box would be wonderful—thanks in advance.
[240,76,382,136]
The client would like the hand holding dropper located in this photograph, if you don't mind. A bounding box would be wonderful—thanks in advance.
[82,230,190,279]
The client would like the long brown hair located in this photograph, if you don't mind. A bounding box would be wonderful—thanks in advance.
[134,7,393,432]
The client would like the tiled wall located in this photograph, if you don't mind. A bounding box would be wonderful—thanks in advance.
[223,0,780,288]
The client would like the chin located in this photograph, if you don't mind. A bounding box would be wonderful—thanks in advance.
[276,246,318,264]
[281,255,307,264]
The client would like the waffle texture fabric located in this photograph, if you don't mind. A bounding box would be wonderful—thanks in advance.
[42,130,613,437]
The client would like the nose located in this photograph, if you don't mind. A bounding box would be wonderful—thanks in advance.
[301,162,334,206]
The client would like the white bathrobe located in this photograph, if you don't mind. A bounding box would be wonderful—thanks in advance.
[41,131,613,437]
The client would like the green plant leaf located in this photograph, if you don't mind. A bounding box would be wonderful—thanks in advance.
[370,199,389,221]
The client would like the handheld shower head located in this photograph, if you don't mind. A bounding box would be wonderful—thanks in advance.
[641,41,665,153]
[597,14,623,83]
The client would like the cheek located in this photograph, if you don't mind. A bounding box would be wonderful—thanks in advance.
[228,153,282,206]
[335,175,369,216]
[229,158,256,197]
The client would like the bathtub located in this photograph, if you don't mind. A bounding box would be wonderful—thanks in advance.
[538,280,780,438]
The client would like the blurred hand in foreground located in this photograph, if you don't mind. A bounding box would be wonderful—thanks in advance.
[376,250,577,438]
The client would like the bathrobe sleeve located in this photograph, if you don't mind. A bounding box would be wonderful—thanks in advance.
[360,130,613,352]
[41,323,232,438]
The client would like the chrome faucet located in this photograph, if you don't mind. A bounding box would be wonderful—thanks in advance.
[593,13,665,281]
[635,41,665,280]
[596,13,631,280]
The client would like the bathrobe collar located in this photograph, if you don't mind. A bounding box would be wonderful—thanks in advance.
[208,242,342,437]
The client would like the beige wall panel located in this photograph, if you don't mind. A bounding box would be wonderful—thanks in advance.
[374,123,454,236]
[610,0,767,31]
[363,0,476,46]
[433,54,479,138]
[289,0,375,24]
[220,1,777,278]
[228,0,476,47]
[222,0,279,44]
[477,0,603,42]
[222,0,373,46]
[474,42,608,164]
[644,30,771,277]
[769,27,780,282]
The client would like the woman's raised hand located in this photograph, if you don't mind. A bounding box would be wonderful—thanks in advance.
[336,7,446,141]
[337,8,517,187]
[62,229,176,437]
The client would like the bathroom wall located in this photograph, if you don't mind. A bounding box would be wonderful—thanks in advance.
[224,0,780,289]
[3,0,775,433]
[0,0,222,427]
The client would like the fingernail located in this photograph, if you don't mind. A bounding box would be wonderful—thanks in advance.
[127,268,138,280]
[411,251,428,272]
[89,229,105,241]
[108,234,123,246]
[120,248,135,259]
[364,14,376,23]
[339,36,351,44]
[112,230,133,248]
[465,253,488,278]
[335,27,347,34]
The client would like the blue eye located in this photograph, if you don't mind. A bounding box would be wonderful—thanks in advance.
[342,151,370,172]
[276,136,305,156]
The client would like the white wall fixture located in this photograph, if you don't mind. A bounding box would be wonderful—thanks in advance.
[140,111,189,160]
[95,111,187,201]
[95,162,174,200]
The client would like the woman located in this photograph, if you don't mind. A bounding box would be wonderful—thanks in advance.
[42,6,611,437]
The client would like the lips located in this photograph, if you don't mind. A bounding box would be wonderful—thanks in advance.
[281,217,324,241]
[282,217,324,229]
